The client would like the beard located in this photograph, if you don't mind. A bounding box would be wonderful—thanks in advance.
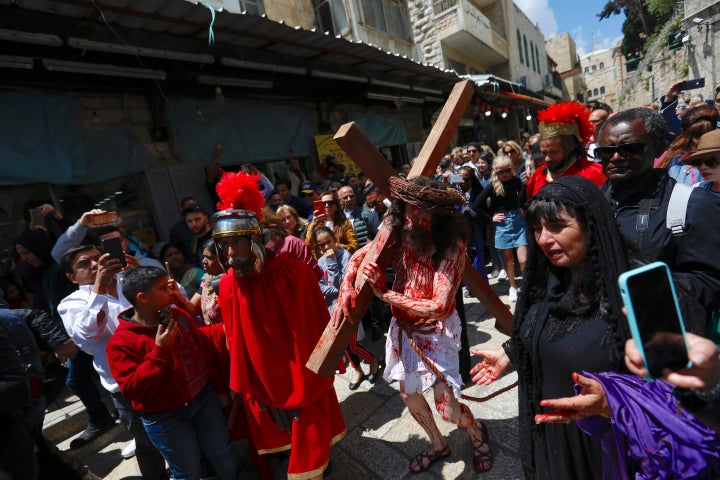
[402,226,434,255]
[228,255,254,277]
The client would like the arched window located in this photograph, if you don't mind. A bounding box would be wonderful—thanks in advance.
[600,62,604,70]
[592,65,596,72]
[600,86,606,94]
[593,88,599,96]
[587,90,592,98]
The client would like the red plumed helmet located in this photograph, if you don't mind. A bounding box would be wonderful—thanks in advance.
[215,171,266,220]
[537,101,594,144]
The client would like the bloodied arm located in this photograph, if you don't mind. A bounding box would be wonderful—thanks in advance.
[363,242,466,320]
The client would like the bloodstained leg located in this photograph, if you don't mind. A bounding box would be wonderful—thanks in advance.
[400,381,447,452]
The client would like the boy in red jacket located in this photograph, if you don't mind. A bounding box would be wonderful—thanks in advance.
[106,266,238,480]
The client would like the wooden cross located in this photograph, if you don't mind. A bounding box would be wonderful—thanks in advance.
[306,80,513,378]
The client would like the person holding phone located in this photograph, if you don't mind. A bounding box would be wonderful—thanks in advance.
[305,192,358,259]
[471,177,720,478]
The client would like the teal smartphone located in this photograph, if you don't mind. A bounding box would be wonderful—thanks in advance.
[618,262,691,380]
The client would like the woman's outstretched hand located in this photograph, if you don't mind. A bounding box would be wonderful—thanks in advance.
[535,372,610,424]
[470,347,511,385]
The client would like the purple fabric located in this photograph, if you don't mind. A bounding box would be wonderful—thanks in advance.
[576,371,720,479]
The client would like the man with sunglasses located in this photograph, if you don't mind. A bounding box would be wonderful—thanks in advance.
[525,101,606,197]
[597,108,720,315]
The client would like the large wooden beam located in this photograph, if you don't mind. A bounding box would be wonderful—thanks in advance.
[408,80,474,179]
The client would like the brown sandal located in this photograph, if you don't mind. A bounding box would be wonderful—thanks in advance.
[472,421,493,473]
[409,443,451,474]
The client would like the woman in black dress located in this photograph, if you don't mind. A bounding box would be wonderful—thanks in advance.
[470,176,631,479]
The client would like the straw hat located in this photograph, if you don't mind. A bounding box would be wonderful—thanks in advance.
[685,129,720,162]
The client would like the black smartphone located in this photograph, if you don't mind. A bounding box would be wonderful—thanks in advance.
[681,78,705,91]
[101,237,127,268]
[618,262,691,380]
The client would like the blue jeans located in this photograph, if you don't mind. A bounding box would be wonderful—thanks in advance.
[111,392,167,480]
[141,386,237,480]
[66,350,114,427]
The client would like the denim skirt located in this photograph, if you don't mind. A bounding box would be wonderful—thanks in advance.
[495,210,527,249]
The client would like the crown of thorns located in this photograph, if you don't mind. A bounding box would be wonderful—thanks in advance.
[388,176,464,216]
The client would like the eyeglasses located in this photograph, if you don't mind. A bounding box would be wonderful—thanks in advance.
[323,201,336,207]
[503,150,518,155]
[495,168,513,175]
[467,148,479,153]
[74,255,101,270]
[686,156,720,168]
[593,142,645,162]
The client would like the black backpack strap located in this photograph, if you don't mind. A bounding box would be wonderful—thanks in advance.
[636,198,652,247]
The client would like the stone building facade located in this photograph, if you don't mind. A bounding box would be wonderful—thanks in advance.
[545,32,585,103]
[580,43,625,111]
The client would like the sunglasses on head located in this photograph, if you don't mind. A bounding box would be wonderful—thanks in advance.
[593,142,645,162]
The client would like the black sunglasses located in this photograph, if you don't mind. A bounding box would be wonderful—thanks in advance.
[495,168,513,175]
[685,155,720,168]
[323,201,336,207]
[593,142,645,162]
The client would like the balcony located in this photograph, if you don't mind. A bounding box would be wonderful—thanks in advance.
[433,0,508,67]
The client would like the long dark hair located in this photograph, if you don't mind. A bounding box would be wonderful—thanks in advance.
[387,176,470,267]
[513,176,630,476]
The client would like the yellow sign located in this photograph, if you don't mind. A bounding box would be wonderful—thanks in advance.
[314,134,360,176]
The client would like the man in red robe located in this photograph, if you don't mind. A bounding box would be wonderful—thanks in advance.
[525,101,607,198]
[212,173,346,480]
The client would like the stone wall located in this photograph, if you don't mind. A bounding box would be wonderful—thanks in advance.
[619,1,720,109]
[408,0,443,68]
[546,33,585,102]
[263,0,316,30]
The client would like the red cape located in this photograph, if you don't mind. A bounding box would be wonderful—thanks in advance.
[219,253,333,409]
[525,156,607,198]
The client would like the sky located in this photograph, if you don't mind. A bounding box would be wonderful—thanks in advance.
[515,0,626,57]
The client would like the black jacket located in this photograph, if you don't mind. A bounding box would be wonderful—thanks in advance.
[602,171,720,318]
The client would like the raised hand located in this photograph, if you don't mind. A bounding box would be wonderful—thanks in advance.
[155,317,179,348]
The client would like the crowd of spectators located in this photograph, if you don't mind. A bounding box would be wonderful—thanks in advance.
[2,81,720,479]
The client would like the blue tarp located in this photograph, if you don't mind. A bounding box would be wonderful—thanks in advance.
[347,111,407,147]
[0,93,153,186]
[167,99,314,165]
